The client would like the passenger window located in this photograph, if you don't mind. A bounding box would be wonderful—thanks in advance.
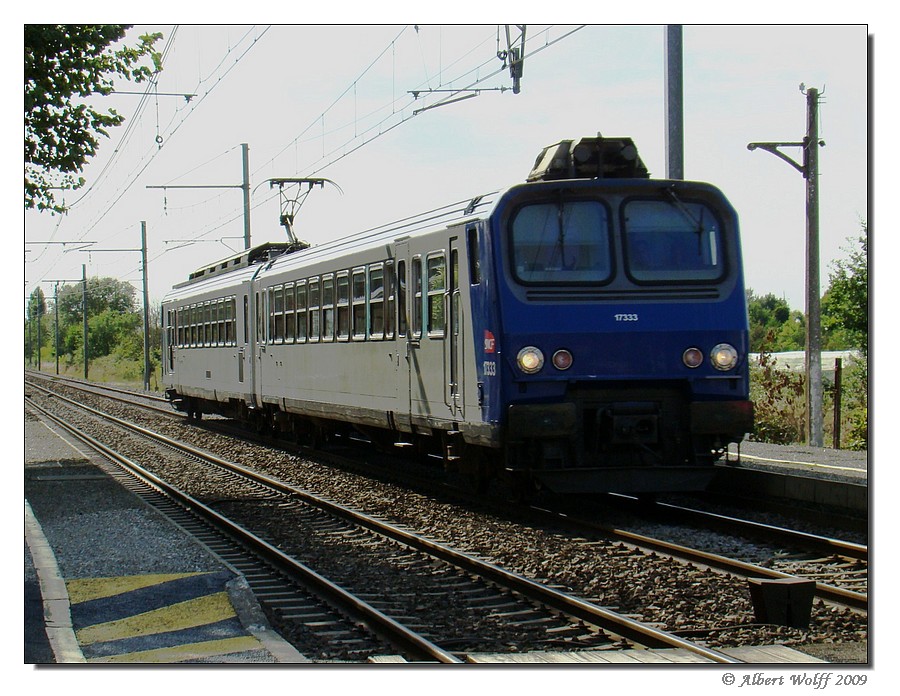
[193,305,200,347]
[322,275,335,342]
[308,278,320,342]
[284,283,295,343]
[397,260,407,337]
[243,295,249,345]
[412,257,422,339]
[296,282,307,343]
[467,226,481,284]
[226,297,235,345]
[336,272,350,340]
[212,300,221,346]
[273,286,284,343]
[256,294,262,344]
[205,302,213,346]
[352,269,366,339]
[217,299,226,345]
[427,253,446,337]
[384,261,395,339]
[369,264,384,340]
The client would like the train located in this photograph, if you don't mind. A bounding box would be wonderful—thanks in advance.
[161,135,753,495]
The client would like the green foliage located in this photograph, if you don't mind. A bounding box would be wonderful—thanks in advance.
[749,344,806,444]
[28,287,47,319]
[87,309,140,359]
[25,25,163,213]
[746,290,805,352]
[25,275,149,369]
[838,357,868,450]
[822,223,868,355]
[56,277,136,324]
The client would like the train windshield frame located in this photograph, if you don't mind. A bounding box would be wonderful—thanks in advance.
[509,199,613,285]
[621,196,726,284]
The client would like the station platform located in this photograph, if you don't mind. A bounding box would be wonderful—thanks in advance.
[24,410,307,664]
[717,440,868,517]
[727,440,868,483]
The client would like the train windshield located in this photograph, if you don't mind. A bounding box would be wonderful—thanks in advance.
[622,198,724,282]
[510,200,612,284]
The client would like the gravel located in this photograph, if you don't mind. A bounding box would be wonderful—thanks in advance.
[27,385,869,663]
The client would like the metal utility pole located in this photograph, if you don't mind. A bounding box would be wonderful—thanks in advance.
[36,298,42,372]
[148,143,253,250]
[54,283,59,374]
[241,143,252,249]
[82,264,89,380]
[141,221,151,390]
[748,86,825,446]
[665,25,684,180]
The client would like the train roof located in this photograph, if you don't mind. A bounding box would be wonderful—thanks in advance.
[165,189,501,300]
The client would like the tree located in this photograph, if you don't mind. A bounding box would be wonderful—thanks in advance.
[25,25,162,213]
[746,289,804,352]
[56,277,136,325]
[822,222,868,355]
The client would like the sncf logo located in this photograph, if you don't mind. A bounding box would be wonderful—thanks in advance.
[484,330,496,353]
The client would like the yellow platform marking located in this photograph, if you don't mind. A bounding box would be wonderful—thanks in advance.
[66,573,205,604]
[87,635,263,663]
[76,591,236,645]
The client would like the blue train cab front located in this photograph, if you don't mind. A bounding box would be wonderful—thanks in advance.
[478,136,754,493]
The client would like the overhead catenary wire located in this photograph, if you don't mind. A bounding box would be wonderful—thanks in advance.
[154,25,585,264]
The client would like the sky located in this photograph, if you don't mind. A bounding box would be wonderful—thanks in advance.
[23,23,871,315]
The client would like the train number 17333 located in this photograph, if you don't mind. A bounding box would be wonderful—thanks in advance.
[614,313,639,322]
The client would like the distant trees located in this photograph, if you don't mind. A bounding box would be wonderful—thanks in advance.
[746,290,805,352]
[24,276,153,369]
[822,223,868,356]
[747,222,868,355]
[747,221,868,450]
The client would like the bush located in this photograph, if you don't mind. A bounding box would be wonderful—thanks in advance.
[749,350,806,444]
[836,356,868,451]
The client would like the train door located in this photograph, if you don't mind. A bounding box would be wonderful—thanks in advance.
[446,237,464,418]
[393,239,413,433]
[250,284,265,409]
[238,292,248,388]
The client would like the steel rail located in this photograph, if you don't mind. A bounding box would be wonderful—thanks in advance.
[26,370,170,405]
[647,498,867,561]
[528,504,867,611]
[25,397,462,664]
[28,386,742,664]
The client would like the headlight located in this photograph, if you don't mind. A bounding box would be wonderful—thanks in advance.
[682,347,703,369]
[710,343,739,371]
[552,349,573,371]
[516,346,544,374]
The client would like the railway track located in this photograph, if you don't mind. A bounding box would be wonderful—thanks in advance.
[26,387,744,663]
[26,374,868,655]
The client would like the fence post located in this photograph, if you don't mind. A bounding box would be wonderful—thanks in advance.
[832,358,843,449]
